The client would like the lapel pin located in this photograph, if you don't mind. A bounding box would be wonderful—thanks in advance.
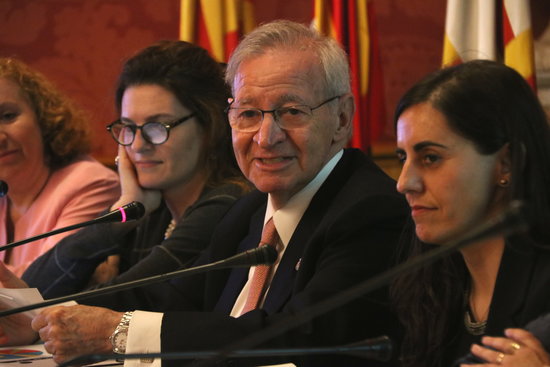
[295,258,302,271]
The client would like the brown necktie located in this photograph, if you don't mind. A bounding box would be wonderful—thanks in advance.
[240,218,279,314]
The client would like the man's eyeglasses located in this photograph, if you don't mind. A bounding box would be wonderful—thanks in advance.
[225,96,341,133]
[106,114,195,146]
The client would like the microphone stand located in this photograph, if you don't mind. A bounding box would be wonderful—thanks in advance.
[0,220,105,252]
[61,336,392,367]
[187,201,529,367]
[0,202,145,252]
[0,246,277,318]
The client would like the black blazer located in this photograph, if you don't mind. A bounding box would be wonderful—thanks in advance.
[451,237,550,366]
[85,148,409,366]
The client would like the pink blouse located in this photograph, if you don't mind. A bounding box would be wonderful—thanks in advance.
[0,156,120,276]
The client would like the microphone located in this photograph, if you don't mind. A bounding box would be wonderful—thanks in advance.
[60,335,392,367]
[0,201,145,252]
[0,245,278,318]
[93,201,145,224]
[222,244,278,267]
[188,201,529,367]
[0,180,7,197]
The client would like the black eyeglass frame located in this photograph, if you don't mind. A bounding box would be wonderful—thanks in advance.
[106,113,195,146]
[224,95,342,132]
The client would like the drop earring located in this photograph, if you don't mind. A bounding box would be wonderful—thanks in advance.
[499,178,509,187]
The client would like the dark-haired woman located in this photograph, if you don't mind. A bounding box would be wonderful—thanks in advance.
[19,40,250,297]
[391,60,550,367]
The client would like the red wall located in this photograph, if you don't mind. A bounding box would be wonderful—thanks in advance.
[0,0,447,162]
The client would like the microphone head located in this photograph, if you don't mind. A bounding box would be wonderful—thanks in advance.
[93,201,146,224]
[121,201,146,221]
[220,245,279,268]
[344,336,393,362]
[255,245,278,266]
[0,180,8,197]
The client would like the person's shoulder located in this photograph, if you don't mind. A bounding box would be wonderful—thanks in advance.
[315,149,407,225]
[336,148,403,198]
[47,156,119,198]
[185,182,250,219]
[53,156,118,182]
[209,189,266,243]
[200,182,249,203]
[218,189,266,221]
[231,189,266,209]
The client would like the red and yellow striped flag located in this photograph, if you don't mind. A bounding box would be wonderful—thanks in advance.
[442,0,535,89]
[180,0,255,63]
[503,0,536,89]
[313,0,386,152]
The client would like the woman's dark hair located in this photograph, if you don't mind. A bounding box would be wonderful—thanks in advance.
[391,60,550,367]
[0,58,91,169]
[115,40,247,191]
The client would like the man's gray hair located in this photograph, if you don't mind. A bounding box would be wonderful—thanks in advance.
[225,20,351,98]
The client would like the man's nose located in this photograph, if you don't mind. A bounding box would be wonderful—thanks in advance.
[253,112,286,147]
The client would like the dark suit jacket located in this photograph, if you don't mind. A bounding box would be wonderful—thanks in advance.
[84,148,408,367]
[451,237,550,366]
[524,313,550,352]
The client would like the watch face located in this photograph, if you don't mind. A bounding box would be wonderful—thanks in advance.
[113,330,127,353]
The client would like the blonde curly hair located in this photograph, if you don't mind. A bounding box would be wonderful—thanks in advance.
[0,58,91,169]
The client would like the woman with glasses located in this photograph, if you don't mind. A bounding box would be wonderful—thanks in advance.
[0,58,120,276]
[18,40,250,298]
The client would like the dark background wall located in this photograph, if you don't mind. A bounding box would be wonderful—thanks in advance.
[1,0,548,177]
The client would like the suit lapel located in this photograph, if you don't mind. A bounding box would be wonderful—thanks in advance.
[214,206,265,314]
[262,207,321,313]
[263,150,357,314]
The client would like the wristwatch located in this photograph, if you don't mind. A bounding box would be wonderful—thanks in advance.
[109,311,134,354]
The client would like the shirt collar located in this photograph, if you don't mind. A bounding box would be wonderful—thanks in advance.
[265,149,343,245]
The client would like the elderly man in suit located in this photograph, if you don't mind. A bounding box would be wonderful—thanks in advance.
[1,20,407,367]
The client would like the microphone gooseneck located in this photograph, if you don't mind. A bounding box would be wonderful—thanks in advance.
[0,201,146,252]
[0,246,277,318]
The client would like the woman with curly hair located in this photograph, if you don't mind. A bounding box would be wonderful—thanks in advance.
[0,57,120,275]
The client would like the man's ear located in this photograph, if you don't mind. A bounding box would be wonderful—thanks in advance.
[333,93,355,143]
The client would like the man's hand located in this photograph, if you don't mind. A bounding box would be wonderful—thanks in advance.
[31,305,123,364]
